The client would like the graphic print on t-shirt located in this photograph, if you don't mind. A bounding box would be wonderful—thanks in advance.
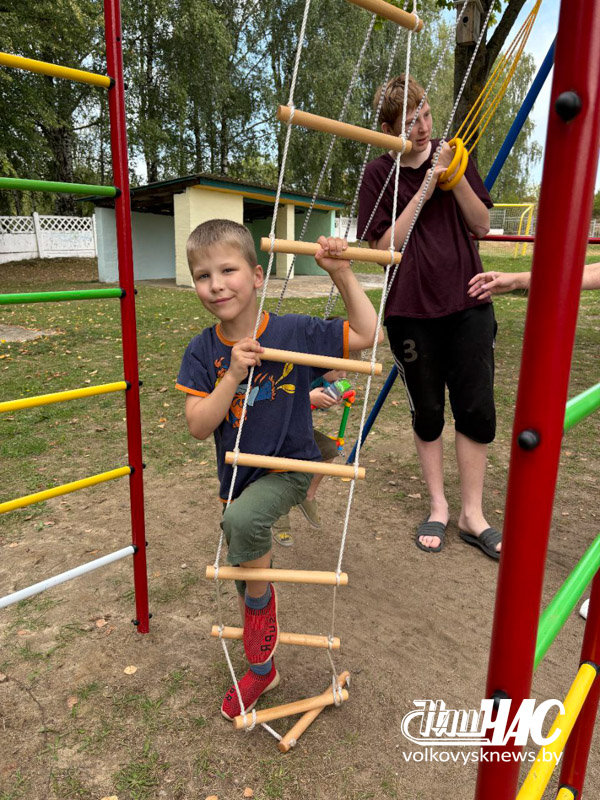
[214,357,296,428]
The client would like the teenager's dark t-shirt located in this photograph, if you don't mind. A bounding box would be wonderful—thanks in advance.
[357,139,494,320]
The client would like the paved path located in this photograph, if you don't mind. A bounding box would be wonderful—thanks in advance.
[137,273,385,299]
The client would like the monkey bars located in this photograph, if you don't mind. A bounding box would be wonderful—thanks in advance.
[0,176,117,197]
[0,51,112,87]
[0,0,150,632]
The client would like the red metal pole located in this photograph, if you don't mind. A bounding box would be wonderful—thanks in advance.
[104,0,150,633]
[474,1,600,797]
[481,235,600,244]
[559,570,600,797]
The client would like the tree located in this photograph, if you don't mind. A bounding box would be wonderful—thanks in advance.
[0,0,105,214]
[437,0,533,164]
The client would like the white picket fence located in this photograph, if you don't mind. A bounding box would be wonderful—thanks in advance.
[0,213,97,264]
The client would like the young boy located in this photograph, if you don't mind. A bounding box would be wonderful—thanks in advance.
[357,75,501,559]
[176,219,381,719]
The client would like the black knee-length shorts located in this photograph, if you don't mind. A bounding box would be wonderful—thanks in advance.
[386,304,497,444]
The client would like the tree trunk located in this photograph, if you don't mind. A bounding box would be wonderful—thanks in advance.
[452,0,530,170]
[453,42,490,169]
[45,124,76,214]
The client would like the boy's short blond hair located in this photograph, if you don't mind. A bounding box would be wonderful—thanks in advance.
[186,219,258,270]
[374,74,426,129]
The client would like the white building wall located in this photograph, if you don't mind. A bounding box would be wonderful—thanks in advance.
[96,207,175,283]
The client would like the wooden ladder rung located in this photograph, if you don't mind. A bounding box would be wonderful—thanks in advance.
[211,625,341,650]
[279,671,350,752]
[233,685,349,730]
[277,105,411,154]
[345,0,423,30]
[225,451,366,480]
[206,566,348,586]
[261,237,401,267]
[257,345,382,376]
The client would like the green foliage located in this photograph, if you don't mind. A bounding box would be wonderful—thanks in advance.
[0,0,541,207]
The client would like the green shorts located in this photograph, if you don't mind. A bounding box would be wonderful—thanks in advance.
[314,428,339,461]
[221,471,312,595]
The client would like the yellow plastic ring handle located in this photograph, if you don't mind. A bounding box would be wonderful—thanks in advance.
[439,137,463,183]
[439,143,468,191]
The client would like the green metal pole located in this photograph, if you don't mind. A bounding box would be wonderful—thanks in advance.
[338,402,352,441]
[0,289,124,305]
[564,383,600,432]
[535,534,600,669]
[0,176,117,197]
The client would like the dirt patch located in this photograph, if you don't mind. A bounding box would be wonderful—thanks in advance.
[0,323,59,342]
[1,257,599,799]
[2,428,599,799]
[138,273,385,299]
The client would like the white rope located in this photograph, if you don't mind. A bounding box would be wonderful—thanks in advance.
[323,5,408,318]
[275,13,378,314]
[210,0,494,737]
[326,0,416,647]
[381,0,495,302]
[211,0,313,740]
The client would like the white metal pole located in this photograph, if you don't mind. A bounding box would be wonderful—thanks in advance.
[0,545,135,609]
[32,211,44,258]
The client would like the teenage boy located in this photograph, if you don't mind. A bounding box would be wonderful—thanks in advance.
[176,219,381,719]
[358,74,501,559]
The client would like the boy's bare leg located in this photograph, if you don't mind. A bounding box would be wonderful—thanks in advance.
[241,550,272,598]
[455,432,500,553]
[413,433,449,548]
[305,472,325,501]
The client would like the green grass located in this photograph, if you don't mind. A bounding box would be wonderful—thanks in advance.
[0,252,599,800]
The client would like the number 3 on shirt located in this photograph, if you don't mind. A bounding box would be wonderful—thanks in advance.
[403,339,418,363]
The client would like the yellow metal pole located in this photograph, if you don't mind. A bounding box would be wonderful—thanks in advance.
[514,206,531,258]
[517,663,598,800]
[555,788,577,800]
[0,52,112,88]
[0,466,131,514]
[0,381,128,413]
[522,204,535,256]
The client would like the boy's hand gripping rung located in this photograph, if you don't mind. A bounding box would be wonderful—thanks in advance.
[261,237,401,267]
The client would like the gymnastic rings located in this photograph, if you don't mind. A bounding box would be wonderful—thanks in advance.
[438,137,468,191]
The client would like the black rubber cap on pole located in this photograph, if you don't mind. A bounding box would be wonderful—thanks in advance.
[517,429,541,450]
[555,91,582,122]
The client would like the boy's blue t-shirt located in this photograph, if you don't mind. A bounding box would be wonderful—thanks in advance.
[176,311,349,500]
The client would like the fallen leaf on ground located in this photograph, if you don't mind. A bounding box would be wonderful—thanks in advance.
[67,696,78,709]
[244,789,254,798]
[408,493,421,499]
[95,619,107,628]
[124,665,138,675]
[17,630,31,636]
[8,542,18,548]
[0,673,7,682]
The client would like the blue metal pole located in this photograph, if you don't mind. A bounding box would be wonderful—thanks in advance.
[346,364,398,464]
[484,38,556,192]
